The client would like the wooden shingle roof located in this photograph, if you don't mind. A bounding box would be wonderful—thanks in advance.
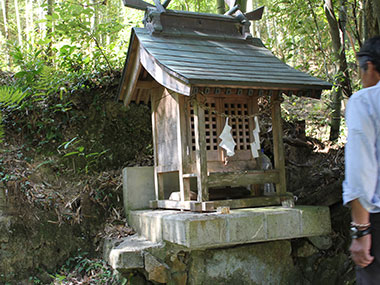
[118,10,332,105]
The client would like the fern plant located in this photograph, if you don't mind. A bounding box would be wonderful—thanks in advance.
[0,86,27,142]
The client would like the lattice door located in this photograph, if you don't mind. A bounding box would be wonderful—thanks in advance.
[189,96,255,163]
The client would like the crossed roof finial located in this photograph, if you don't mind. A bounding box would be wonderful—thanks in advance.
[122,0,264,22]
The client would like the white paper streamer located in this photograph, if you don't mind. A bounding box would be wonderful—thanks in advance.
[219,118,236,157]
[250,116,261,158]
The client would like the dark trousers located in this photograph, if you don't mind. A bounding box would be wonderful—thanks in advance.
[356,213,380,284]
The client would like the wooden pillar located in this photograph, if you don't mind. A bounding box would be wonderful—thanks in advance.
[249,93,261,196]
[193,94,209,201]
[174,92,191,201]
[151,87,165,200]
[271,91,287,194]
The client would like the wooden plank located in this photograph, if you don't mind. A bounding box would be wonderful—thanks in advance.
[136,81,160,89]
[151,87,165,200]
[207,160,256,173]
[122,41,142,106]
[183,173,197,178]
[153,196,285,211]
[183,178,191,201]
[172,91,189,201]
[155,200,200,211]
[210,196,282,209]
[178,95,191,174]
[193,95,209,202]
[271,91,287,194]
[207,170,280,188]
[139,47,191,96]
[155,89,179,170]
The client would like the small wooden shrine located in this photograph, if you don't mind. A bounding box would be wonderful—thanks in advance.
[118,0,332,211]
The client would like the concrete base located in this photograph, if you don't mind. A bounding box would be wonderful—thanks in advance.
[117,167,332,283]
[103,235,301,284]
[129,206,331,249]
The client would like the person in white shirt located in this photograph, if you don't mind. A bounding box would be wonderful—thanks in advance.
[343,36,380,284]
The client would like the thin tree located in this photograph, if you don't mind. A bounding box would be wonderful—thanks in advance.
[324,0,352,141]
[14,0,22,46]
[217,0,225,14]
[1,0,10,67]
[1,0,9,41]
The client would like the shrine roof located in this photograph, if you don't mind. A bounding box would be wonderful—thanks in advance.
[118,10,332,105]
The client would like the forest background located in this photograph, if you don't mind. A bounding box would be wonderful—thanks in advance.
[1,0,380,283]
[1,0,380,144]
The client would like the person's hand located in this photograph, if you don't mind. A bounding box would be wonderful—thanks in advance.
[350,234,374,267]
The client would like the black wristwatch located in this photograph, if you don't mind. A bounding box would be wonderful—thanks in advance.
[350,226,372,239]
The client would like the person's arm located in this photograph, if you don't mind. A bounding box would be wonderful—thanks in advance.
[349,199,373,268]
[343,96,377,267]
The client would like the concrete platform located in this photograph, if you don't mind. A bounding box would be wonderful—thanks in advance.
[129,206,331,249]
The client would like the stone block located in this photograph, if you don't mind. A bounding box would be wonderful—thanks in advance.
[308,235,333,250]
[188,240,295,285]
[170,272,188,285]
[105,235,161,271]
[130,210,178,243]
[123,167,155,216]
[187,215,227,248]
[226,210,266,243]
[145,252,170,284]
[299,206,331,236]
[130,206,331,249]
[265,207,301,239]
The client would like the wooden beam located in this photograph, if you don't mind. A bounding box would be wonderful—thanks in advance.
[139,47,191,96]
[168,91,190,202]
[122,41,142,106]
[152,195,286,212]
[193,95,209,202]
[271,91,287,194]
[207,170,280,188]
[136,81,160,89]
[210,196,282,209]
[154,200,202,211]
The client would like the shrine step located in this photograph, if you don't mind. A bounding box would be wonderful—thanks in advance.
[103,234,162,271]
[129,206,331,249]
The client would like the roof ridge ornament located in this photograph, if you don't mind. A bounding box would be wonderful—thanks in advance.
[123,0,171,12]
[224,1,264,23]
[122,0,264,24]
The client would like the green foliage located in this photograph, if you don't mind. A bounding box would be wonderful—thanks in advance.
[50,251,116,284]
[57,137,109,174]
[0,86,27,142]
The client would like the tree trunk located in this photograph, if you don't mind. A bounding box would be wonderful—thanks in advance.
[324,0,352,141]
[237,0,247,12]
[1,0,9,41]
[370,0,380,34]
[14,0,22,47]
[46,0,54,58]
[363,0,379,39]
[25,0,33,44]
[1,0,10,67]
[217,0,225,14]
[91,0,99,49]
